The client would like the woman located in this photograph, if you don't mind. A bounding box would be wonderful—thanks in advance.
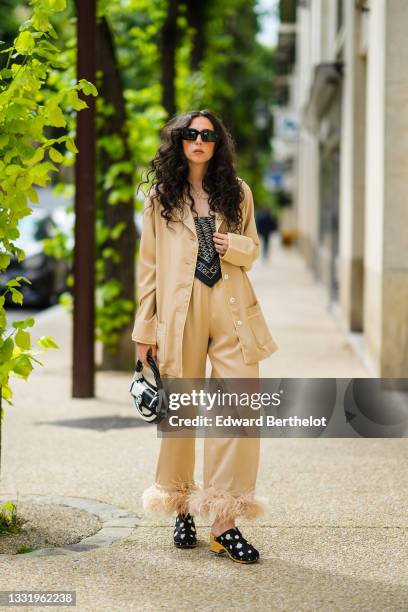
[132,109,278,564]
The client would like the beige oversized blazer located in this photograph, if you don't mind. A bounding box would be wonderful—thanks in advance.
[131,178,279,377]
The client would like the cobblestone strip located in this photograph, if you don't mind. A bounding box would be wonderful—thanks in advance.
[1,494,140,557]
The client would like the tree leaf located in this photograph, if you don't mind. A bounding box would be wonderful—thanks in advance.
[49,147,64,163]
[12,355,33,378]
[66,138,78,154]
[10,288,23,305]
[15,329,31,350]
[14,31,35,55]
[37,335,59,349]
[0,254,11,270]
[78,79,98,96]
[0,337,14,362]
[12,316,35,330]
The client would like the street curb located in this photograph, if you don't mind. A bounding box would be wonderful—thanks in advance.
[0,493,140,557]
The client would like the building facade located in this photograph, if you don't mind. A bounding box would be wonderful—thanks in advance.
[275,0,408,377]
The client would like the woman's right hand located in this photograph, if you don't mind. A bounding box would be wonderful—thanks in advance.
[136,342,157,365]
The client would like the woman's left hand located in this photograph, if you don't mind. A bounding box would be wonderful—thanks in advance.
[213,231,229,255]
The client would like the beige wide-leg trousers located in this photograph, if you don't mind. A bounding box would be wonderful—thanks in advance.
[142,275,267,521]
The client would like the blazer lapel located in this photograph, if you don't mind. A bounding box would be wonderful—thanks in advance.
[215,212,223,232]
[182,205,197,237]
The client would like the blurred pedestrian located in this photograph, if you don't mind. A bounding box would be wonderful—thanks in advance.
[256,207,277,260]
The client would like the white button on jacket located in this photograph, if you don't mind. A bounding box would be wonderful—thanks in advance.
[131,178,279,378]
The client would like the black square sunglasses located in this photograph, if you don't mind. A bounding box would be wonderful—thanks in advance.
[171,127,219,143]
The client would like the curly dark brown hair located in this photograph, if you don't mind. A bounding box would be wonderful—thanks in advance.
[138,109,245,233]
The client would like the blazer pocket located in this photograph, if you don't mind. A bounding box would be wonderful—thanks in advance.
[245,302,272,348]
[156,321,166,364]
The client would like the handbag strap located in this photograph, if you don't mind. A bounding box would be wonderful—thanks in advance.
[135,354,163,390]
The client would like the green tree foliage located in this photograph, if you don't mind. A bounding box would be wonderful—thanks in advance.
[95,2,166,364]
[0,0,95,407]
[104,0,276,204]
[39,0,277,358]
[182,0,276,206]
[41,0,166,365]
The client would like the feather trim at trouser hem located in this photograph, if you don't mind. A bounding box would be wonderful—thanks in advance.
[188,486,268,522]
[142,483,198,516]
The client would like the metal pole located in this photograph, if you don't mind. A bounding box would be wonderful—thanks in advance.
[73,0,96,397]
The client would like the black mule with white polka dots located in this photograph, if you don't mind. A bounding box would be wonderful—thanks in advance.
[173,513,197,548]
[214,527,259,563]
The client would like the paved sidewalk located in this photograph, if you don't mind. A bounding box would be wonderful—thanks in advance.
[253,235,370,378]
[0,240,407,611]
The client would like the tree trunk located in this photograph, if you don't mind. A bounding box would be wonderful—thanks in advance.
[184,0,206,70]
[96,17,137,371]
[161,0,179,116]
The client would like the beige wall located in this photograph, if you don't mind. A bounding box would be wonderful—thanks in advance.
[338,3,366,332]
[380,0,408,375]
[291,0,408,376]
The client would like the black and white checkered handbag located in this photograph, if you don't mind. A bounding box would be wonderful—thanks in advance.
[129,354,168,423]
